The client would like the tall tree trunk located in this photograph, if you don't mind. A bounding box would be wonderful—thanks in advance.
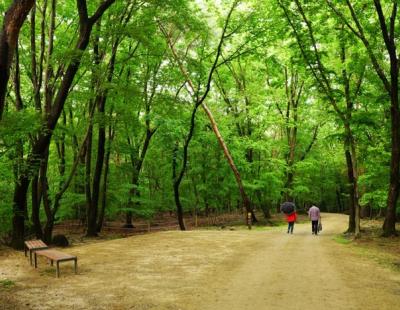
[87,38,120,235]
[384,82,399,236]
[0,0,35,120]
[10,0,116,248]
[345,149,356,233]
[125,128,155,228]
[341,125,360,236]
[11,177,29,249]
[327,0,398,236]
[31,176,43,239]
[97,119,116,232]
[172,142,186,231]
[39,147,53,244]
[96,137,111,232]
[171,101,201,230]
[86,96,106,237]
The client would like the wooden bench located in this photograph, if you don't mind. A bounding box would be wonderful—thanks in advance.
[34,249,78,278]
[24,240,49,266]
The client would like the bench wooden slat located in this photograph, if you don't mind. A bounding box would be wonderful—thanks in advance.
[34,249,78,278]
[25,240,47,249]
[24,240,49,266]
[35,249,76,261]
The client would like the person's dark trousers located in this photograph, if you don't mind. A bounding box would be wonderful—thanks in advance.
[312,220,318,234]
[288,221,294,234]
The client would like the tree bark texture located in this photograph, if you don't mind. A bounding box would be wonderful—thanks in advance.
[0,0,35,120]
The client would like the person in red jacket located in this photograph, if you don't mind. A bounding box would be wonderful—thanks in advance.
[285,211,297,234]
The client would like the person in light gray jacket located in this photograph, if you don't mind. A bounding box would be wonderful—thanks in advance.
[308,205,320,235]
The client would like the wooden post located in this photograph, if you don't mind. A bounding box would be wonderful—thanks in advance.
[247,212,252,230]
[56,261,60,278]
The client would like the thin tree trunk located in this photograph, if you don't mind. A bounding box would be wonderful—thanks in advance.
[96,145,110,232]
[97,122,115,232]
[172,141,186,230]
[172,99,201,231]
[125,128,156,228]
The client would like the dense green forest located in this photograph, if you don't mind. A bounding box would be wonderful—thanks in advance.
[0,0,398,249]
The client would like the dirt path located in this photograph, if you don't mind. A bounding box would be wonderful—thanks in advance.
[195,213,400,310]
[1,213,400,309]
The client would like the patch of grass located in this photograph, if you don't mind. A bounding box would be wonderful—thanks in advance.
[0,279,15,289]
[333,234,352,245]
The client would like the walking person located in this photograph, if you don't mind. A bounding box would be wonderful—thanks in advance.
[308,205,320,235]
[285,211,297,234]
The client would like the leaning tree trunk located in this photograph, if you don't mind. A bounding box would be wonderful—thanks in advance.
[160,0,253,227]
[201,103,252,222]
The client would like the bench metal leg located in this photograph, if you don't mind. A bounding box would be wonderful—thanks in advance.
[29,251,33,266]
[50,259,53,266]
[56,261,60,278]
[74,259,78,274]
[34,253,37,268]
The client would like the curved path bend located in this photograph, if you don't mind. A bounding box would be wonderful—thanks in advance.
[197,213,400,310]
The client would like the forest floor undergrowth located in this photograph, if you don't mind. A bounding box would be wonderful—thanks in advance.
[1,213,400,309]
